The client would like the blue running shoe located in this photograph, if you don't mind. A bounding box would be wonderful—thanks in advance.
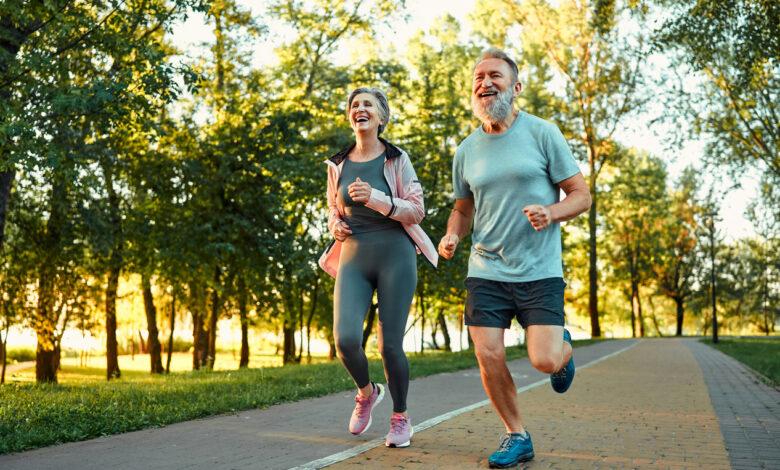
[488,432,534,468]
[551,328,575,393]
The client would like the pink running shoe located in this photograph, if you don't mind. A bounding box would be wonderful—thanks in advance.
[385,413,413,447]
[349,382,384,435]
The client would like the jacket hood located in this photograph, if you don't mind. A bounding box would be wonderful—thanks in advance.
[327,137,402,165]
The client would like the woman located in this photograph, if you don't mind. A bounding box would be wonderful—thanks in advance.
[319,87,438,448]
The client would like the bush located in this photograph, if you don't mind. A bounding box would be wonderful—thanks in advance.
[4,347,35,363]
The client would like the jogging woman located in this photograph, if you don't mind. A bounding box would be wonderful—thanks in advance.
[318,86,437,448]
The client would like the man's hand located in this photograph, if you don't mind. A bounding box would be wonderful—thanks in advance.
[523,204,552,231]
[438,233,460,259]
[347,177,372,203]
[333,220,352,241]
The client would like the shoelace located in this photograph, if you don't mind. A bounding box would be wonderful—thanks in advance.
[390,416,408,433]
[497,434,523,452]
[354,395,371,417]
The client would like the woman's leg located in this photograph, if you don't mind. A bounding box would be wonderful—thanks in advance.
[334,253,375,390]
[376,237,417,413]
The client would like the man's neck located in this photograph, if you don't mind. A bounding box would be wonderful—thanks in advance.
[481,109,519,135]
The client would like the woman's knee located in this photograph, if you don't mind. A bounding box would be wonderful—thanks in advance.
[335,335,362,358]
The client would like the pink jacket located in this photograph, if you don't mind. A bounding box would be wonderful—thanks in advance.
[318,138,438,278]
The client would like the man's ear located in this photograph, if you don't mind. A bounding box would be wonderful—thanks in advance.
[514,81,523,96]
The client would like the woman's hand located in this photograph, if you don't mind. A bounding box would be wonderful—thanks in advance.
[333,220,352,241]
[347,177,372,203]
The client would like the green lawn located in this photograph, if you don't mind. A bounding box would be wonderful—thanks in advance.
[0,340,599,455]
[701,337,780,386]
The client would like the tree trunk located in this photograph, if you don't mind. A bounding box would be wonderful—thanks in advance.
[282,323,296,364]
[142,275,164,374]
[631,281,644,338]
[305,273,321,363]
[0,171,14,251]
[36,265,58,383]
[436,311,451,351]
[105,264,121,380]
[237,277,249,368]
[361,302,377,349]
[206,267,221,369]
[166,290,175,373]
[675,297,684,336]
[588,181,601,337]
[328,340,336,361]
[647,295,664,337]
[1,321,8,384]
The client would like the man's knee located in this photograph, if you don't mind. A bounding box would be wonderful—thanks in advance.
[529,353,559,374]
[474,343,506,366]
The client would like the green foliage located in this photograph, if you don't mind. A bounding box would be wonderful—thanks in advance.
[3,347,35,363]
[653,0,780,219]
[701,337,780,387]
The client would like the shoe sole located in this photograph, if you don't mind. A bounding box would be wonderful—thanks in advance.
[488,451,535,468]
[386,426,414,447]
[350,384,385,435]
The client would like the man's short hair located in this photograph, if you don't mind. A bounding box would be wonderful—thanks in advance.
[346,87,391,136]
[474,48,519,85]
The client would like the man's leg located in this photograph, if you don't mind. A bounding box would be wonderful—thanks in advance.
[469,325,525,434]
[525,325,571,374]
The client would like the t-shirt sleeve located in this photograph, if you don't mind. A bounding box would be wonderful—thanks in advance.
[545,124,581,184]
[452,145,472,199]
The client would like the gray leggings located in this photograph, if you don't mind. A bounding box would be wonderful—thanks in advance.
[334,227,417,413]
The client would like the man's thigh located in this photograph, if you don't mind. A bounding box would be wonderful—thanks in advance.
[525,324,565,362]
[510,277,566,328]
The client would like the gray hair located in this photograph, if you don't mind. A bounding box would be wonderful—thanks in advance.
[347,87,391,136]
[474,48,519,85]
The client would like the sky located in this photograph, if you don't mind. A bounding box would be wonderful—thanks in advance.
[170,0,759,241]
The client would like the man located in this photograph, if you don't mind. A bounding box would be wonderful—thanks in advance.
[438,48,591,468]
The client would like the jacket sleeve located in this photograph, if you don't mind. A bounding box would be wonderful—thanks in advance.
[364,153,425,225]
[326,164,343,236]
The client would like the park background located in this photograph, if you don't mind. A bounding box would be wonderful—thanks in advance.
[0,1,777,451]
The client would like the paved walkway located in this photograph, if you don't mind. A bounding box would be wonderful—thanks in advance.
[1,338,778,469]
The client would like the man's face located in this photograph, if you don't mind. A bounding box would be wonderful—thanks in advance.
[471,58,521,124]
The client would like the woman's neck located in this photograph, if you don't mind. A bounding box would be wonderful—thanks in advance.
[351,133,384,161]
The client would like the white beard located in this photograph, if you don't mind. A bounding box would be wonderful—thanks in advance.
[471,87,514,124]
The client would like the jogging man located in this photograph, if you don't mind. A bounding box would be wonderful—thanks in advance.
[438,48,591,468]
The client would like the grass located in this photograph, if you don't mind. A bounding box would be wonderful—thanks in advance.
[0,339,600,455]
[700,337,780,387]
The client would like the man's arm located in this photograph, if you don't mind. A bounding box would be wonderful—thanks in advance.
[438,197,475,259]
[523,172,591,231]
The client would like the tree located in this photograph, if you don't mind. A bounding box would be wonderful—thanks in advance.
[603,149,668,337]
[1,0,208,382]
[654,166,700,336]
[654,0,780,220]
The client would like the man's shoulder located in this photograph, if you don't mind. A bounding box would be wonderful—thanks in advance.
[455,126,483,155]
[517,110,560,133]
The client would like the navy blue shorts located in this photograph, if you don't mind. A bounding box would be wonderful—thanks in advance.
[464,277,566,329]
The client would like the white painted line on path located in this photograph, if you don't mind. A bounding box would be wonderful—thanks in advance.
[289,340,641,470]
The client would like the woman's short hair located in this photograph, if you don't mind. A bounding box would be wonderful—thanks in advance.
[347,87,391,136]
[475,48,519,85]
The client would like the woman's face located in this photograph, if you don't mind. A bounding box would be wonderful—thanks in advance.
[348,93,384,135]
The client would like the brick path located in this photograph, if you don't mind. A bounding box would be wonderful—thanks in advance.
[324,338,736,469]
[687,339,780,470]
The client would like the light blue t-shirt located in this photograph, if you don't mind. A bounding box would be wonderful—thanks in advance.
[452,111,581,282]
